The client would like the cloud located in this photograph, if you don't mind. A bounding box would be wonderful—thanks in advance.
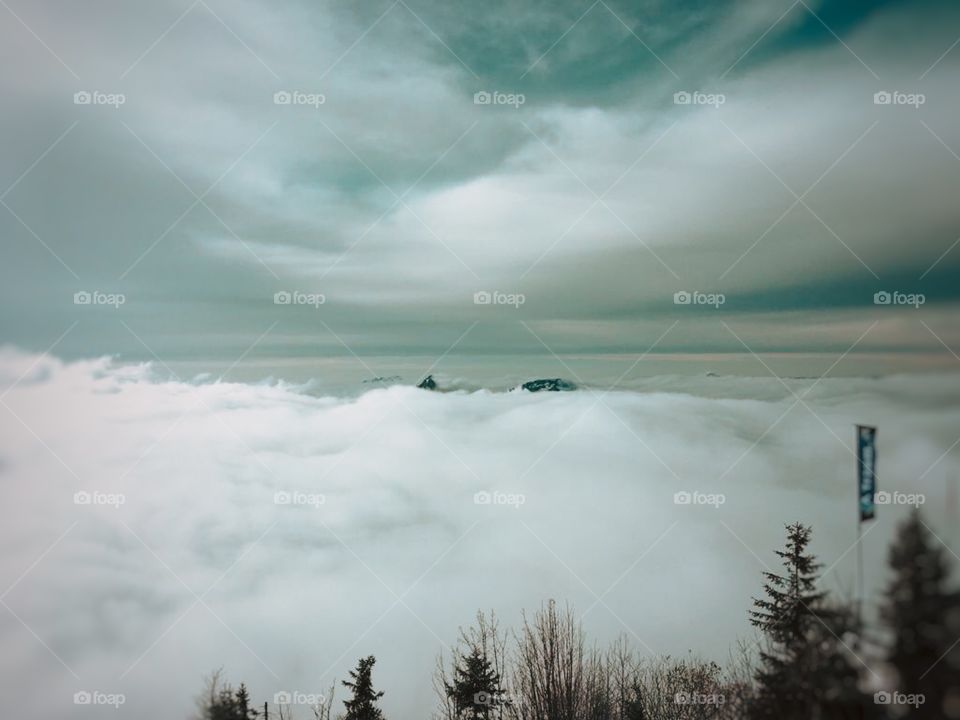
[2,0,960,360]
[1,348,958,718]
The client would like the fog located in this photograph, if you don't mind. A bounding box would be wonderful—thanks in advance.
[1,347,958,718]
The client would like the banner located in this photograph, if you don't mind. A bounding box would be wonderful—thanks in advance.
[857,425,877,521]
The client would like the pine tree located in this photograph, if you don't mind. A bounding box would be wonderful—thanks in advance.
[750,523,826,648]
[880,510,960,718]
[201,678,260,720]
[799,603,871,719]
[445,647,503,719]
[234,683,257,720]
[342,656,386,720]
[747,523,868,719]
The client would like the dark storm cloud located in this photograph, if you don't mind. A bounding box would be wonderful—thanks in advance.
[1,0,958,362]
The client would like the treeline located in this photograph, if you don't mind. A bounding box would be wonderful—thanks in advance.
[197,510,960,719]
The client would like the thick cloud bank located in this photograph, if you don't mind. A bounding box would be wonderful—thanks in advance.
[3,0,960,359]
[1,348,959,718]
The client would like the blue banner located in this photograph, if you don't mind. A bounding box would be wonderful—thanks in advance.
[857,425,877,521]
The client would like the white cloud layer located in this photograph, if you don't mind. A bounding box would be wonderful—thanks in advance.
[1,348,959,718]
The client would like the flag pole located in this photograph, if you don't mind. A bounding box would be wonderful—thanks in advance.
[857,499,864,639]
[855,426,865,720]
[854,424,877,720]
[855,426,863,643]
[947,473,957,545]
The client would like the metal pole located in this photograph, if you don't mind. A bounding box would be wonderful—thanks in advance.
[855,426,865,720]
[855,425,864,641]
[947,473,957,544]
[857,514,864,638]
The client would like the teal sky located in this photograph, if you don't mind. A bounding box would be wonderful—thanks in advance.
[1,0,959,368]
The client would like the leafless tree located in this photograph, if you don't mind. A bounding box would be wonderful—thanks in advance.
[605,635,643,720]
[507,599,600,720]
[194,668,227,719]
[434,610,509,720]
[312,684,336,720]
[431,605,753,720]
[633,654,732,720]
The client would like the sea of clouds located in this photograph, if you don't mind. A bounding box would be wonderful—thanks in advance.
[1,347,958,719]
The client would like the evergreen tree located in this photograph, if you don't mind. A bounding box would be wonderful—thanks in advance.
[445,647,503,719]
[234,683,257,720]
[342,656,386,720]
[747,523,868,719]
[204,684,245,720]
[798,603,871,719]
[194,670,262,720]
[750,523,826,647]
[880,510,960,718]
[208,686,239,720]
[201,680,261,720]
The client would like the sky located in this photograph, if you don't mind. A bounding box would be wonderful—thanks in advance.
[0,0,959,366]
[3,1,960,719]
